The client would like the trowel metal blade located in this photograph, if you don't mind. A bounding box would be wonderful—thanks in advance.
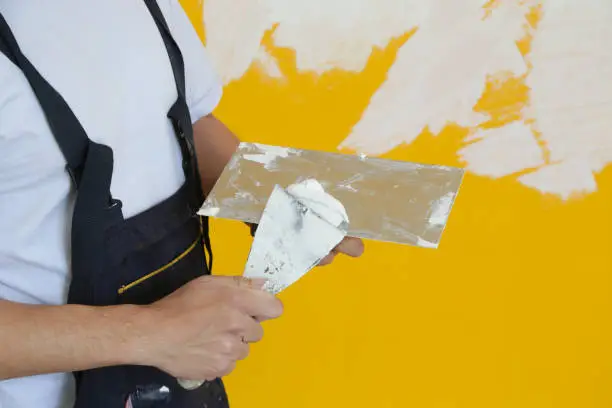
[199,142,464,248]
[243,185,346,295]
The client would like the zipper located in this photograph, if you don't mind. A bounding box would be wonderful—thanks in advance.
[117,235,201,295]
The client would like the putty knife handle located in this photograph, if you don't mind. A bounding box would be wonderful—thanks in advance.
[177,378,205,390]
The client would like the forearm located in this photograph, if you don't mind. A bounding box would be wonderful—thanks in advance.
[192,114,257,233]
[0,300,145,380]
[193,114,240,196]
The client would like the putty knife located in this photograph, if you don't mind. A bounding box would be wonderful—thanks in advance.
[199,142,464,248]
[178,180,349,391]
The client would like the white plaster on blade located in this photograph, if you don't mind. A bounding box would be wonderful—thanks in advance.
[428,192,455,227]
[417,237,438,249]
[243,144,292,170]
[235,191,256,200]
[340,1,529,155]
[287,178,349,228]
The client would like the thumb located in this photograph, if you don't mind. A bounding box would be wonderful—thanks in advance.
[211,275,268,291]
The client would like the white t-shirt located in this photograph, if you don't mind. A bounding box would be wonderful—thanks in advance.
[0,1,222,406]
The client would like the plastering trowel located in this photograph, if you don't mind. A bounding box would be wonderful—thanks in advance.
[199,142,464,248]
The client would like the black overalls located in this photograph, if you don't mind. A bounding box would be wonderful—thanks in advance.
[0,1,229,407]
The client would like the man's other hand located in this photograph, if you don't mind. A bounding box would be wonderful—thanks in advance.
[318,237,365,266]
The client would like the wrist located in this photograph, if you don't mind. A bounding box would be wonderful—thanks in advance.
[105,304,156,367]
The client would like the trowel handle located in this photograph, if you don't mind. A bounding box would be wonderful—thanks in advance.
[177,378,205,390]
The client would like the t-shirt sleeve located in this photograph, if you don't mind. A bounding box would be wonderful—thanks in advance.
[162,0,223,123]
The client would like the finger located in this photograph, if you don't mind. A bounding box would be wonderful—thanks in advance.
[218,360,237,378]
[227,312,264,343]
[242,318,264,343]
[231,276,268,290]
[334,237,364,258]
[235,341,250,361]
[209,275,267,291]
[233,289,284,322]
[318,252,336,266]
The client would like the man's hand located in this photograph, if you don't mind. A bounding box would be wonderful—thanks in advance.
[0,275,282,382]
[317,237,365,266]
[134,275,282,381]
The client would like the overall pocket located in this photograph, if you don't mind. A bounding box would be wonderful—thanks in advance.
[115,220,208,305]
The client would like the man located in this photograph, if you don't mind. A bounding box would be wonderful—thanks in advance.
[0,1,364,407]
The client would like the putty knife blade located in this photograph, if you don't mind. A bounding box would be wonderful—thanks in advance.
[178,182,347,391]
[243,184,346,295]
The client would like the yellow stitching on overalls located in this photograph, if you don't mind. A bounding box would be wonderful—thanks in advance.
[117,235,201,295]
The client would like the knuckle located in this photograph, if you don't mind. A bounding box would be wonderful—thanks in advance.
[225,310,244,332]
[219,335,237,354]
[218,285,240,305]
[229,289,245,306]
[217,304,234,322]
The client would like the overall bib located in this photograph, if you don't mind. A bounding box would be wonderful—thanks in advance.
[0,2,230,407]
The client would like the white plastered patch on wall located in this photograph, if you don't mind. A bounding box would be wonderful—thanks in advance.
[202,0,612,199]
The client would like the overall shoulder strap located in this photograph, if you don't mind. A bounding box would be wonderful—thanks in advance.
[0,12,119,306]
[142,0,213,271]
[0,12,90,187]
[142,0,186,100]
[143,0,199,187]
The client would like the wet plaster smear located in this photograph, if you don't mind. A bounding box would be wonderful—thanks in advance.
[203,0,612,200]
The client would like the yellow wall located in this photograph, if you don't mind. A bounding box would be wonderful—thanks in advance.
[180,2,612,407]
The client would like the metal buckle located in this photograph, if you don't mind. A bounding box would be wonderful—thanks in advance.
[108,197,122,210]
